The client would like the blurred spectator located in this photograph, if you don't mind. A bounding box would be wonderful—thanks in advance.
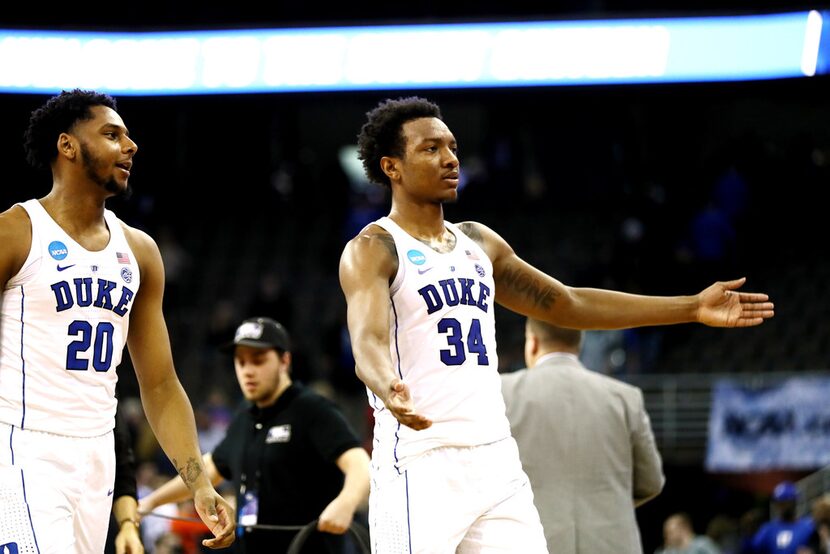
[712,165,749,224]
[737,508,766,554]
[136,462,175,554]
[195,406,226,455]
[750,481,815,554]
[153,533,184,554]
[581,329,626,375]
[622,327,664,375]
[707,514,740,554]
[683,200,737,287]
[246,271,294,331]
[119,397,169,474]
[168,501,211,554]
[202,387,233,430]
[157,225,191,312]
[205,299,239,351]
[656,512,722,554]
[803,494,830,554]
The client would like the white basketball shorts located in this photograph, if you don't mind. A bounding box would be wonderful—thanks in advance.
[0,422,115,554]
[369,437,549,553]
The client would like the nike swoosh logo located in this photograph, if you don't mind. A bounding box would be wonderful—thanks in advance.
[417,267,434,275]
[107,489,114,496]
[56,264,76,272]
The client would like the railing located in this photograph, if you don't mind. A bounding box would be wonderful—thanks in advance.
[795,464,830,517]
[623,370,830,465]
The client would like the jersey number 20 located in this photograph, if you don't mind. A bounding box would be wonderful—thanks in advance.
[438,318,489,366]
[66,320,115,372]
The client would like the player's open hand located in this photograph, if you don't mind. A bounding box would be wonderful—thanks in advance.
[385,379,432,430]
[696,277,774,327]
[193,487,236,549]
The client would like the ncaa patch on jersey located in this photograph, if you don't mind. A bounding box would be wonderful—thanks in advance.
[407,249,426,265]
[48,241,68,260]
[266,424,291,443]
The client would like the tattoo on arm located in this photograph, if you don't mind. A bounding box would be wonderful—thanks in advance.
[173,457,203,488]
[498,264,560,310]
[375,232,400,278]
[458,222,483,246]
[375,232,398,260]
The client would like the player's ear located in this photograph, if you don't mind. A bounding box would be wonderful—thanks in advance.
[57,133,77,161]
[530,335,540,356]
[380,157,399,182]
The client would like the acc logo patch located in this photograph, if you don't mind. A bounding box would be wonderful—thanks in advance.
[121,267,133,283]
[475,263,486,277]
[48,241,68,260]
[407,249,426,266]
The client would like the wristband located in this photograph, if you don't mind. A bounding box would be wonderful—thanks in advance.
[118,518,140,529]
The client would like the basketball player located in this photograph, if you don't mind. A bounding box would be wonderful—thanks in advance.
[338,96,774,553]
[0,90,234,552]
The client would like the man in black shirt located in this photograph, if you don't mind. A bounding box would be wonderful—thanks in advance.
[139,317,370,553]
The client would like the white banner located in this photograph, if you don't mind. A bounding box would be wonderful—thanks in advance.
[706,376,830,472]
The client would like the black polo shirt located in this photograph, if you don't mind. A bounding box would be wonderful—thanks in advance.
[212,383,361,554]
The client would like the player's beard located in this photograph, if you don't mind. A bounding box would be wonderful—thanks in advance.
[80,142,133,200]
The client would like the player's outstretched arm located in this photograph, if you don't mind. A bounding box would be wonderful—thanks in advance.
[459,221,773,330]
[339,226,432,431]
[124,226,235,549]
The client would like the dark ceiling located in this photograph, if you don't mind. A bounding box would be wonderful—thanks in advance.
[3,0,826,31]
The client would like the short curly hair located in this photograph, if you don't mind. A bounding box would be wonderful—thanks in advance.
[357,97,442,187]
[23,89,117,171]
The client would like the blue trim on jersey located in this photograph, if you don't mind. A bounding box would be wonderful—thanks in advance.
[391,298,404,475]
[21,469,42,553]
[19,286,26,429]
[370,391,381,412]
[404,470,413,554]
[9,425,14,465]
[391,298,404,380]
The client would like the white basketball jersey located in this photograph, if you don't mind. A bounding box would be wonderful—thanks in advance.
[0,199,140,437]
[370,217,511,472]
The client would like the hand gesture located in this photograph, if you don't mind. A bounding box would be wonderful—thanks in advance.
[193,487,236,549]
[385,379,432,430]
[697,277,774,327]
[114,520,144,554]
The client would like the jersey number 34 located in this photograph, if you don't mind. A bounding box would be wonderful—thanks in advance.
[438,318,489,366]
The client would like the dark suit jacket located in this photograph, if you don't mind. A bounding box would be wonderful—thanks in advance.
[501,353,664,554]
